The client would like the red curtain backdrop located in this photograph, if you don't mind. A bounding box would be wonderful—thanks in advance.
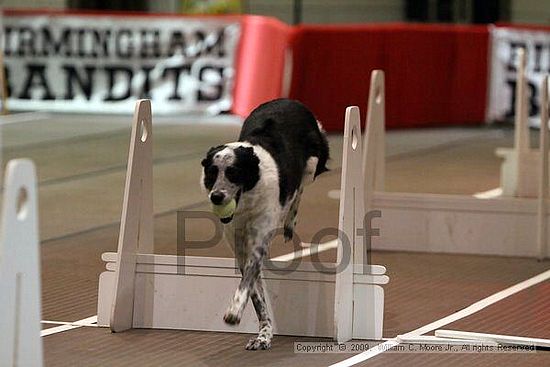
[287,23,489,130]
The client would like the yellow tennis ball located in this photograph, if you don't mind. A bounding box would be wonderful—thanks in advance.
[212,199,236,219]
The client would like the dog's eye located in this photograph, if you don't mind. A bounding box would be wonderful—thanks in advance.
[206,165,218,176]
[203,165,218,189]
[225,166,240,182]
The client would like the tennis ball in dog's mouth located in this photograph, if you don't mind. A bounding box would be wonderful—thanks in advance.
[212,199,237,219]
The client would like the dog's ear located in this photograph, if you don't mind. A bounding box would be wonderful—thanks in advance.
[201,145,225,167]
[234,146,260,192]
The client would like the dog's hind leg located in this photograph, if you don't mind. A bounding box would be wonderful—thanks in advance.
[246,275,273,350]
[283,187,303,242]
[284,156,320,242]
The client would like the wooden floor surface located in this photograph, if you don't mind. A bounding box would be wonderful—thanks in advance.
[3,114,548,366]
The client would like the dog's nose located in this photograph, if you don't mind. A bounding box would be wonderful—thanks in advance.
[210,191,225,205]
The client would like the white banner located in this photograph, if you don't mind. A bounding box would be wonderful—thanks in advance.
[487,26,550,127]
[2,13,241,114]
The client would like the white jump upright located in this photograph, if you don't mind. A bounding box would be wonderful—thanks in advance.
[363,70,386,202]
[98,93,388,341]
[109,100,154,333]
[0,159,42,367]
[513,47,531,197]
[496,48,550,198]
[335,70,387,342]
[537,75,550,260]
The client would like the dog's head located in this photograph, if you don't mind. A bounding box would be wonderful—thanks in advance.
[201,144,260,223]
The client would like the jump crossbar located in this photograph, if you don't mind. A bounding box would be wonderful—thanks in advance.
[435,330,550,349]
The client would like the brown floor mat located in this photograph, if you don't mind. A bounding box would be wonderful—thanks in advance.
[27,122,550,366]
[43,326,354,367]
[361,350,550,367]
[446,281,550,339]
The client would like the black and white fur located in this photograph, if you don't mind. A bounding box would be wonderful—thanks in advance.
[201,99,329,350]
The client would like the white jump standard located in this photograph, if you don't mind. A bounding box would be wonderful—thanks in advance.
[330,69,550,367]
[97,95,388,345]
[367,67,550,259]
[0,160,43,367]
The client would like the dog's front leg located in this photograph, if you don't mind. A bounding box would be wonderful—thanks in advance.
[246,276,273,350]
[223,244,265,325]
[223,224,273,326]
[231,232,273,350]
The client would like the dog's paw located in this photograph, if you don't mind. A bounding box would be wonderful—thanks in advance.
[224,289,248,325]
[223,310,241,325]
[245,336,272,350]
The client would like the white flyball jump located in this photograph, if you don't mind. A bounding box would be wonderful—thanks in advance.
[368,69,550,259]
[97,77,389,342]
[0,159,42,367]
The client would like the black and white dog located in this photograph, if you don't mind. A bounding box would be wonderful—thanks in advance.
[201,98,329,350]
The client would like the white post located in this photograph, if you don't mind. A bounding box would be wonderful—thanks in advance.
[363,70,386,207]
[110,100,154,332]
[514,48,529,154]
[334,106,365,342]
[537,75,549,260]
[353,70,388,340]
[515,48,530,197]
[362,70,385,268]
[0,159,42,367]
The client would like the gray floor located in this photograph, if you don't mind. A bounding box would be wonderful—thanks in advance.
[2,112,549,366]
